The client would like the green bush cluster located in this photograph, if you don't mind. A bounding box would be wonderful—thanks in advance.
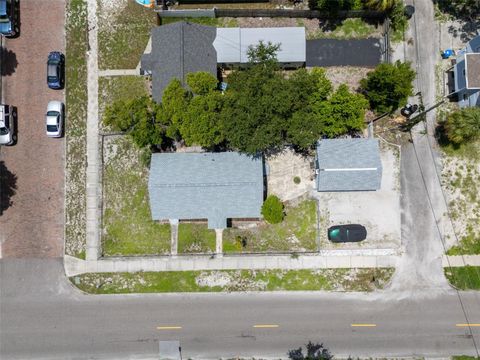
[441,107,480,145]
[261,195,285,224]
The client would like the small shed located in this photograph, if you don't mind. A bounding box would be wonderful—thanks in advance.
[214,27,306,67]
[148,152,264,229]
[316,139,382,192]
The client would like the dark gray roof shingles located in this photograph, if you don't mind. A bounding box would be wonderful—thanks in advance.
[141,22,218,102]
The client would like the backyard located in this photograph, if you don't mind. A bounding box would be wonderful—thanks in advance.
[223,199,318,253]
[98,0,157,69]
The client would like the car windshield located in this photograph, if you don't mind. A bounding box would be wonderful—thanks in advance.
[47,124,58,132]
[47,111,59,117]
[47,64,58,78]
[0,15,8,22]
[329,229,340,238]
[0,126,8,135]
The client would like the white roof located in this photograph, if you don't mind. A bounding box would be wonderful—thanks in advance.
[214,27,306,64]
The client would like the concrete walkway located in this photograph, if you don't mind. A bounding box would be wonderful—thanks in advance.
[98,69,140,77]
[85,0,101,260]
[443,255,480,267]
[65,252,399,277]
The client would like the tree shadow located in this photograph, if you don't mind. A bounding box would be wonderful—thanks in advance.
[1,47,19,76]
[447,21,480,42]
[0,161,17,216]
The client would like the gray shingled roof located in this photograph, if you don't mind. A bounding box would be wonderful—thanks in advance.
[148,152,264,229]
[141,22,217,102]
[316,139,382,191]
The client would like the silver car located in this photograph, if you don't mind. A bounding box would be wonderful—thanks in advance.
[45,101,64,138]
[0,104,15,145]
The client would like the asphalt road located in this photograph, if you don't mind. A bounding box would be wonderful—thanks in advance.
[1,258,480,360]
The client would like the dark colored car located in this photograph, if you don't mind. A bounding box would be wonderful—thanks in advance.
[47,52,65,89]
[0,0,16,37]
[327,224,367,243]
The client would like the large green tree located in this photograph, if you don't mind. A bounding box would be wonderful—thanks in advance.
[103,96,165,148]
[159,79,190,139]
[318,84,369,137]
[443,107,480,145]
[221,62,291,154]
[180,91,225,148]
[186,72,218,95]
[360,60,415,114]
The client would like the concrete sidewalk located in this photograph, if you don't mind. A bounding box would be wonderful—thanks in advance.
[443,255,480,267]
[65,252,399,277]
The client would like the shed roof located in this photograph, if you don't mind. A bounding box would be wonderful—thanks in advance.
[316,139,382,191]
[214,27,306,64]
[141,22,217,102]
[148,152,264,229]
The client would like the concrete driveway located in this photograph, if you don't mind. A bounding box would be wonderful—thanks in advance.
[306,38,382,67]
[315,143,401,250]
[0,0,65,257]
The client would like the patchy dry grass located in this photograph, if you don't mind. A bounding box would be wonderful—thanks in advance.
[71,267,395,293]
[178,224,216,254]
[102,136,171,256]
[304,18,380,40]
[441,140,480,255]
[98,0,157,70]
[223,199,318,253]
[65,0,88,258]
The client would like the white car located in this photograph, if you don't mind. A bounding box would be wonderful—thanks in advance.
[0,104,15,146]
[45,101,64,138]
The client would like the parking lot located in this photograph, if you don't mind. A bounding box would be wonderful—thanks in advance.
[0,0,65,258]
[315,143,402,250]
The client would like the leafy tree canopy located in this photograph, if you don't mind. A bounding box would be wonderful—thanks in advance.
[103,96,165,148]
[360,60,415,114]
[247,40,281,65]
[180,91,225,148]
[186,71,219,95]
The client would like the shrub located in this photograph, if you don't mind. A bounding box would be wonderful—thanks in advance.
[360,61,415,114]
[261,195,285,224]
[293,176,301,184]
[186,72,218,95]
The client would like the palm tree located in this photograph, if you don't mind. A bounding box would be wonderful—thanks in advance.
[444,107,480,144]
[365,0,398,11]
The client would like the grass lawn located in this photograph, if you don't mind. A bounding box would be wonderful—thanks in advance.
[445,266,480,290]
[71,267,394,293]
[178,224,216,253]
[65,0,88,259]
[98,0,157,70]
[223,200,318,253]
[452,357,480,360]
[102,136,171,256]
[304,18,379,40]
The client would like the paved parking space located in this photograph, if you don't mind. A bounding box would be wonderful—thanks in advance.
[315,143,401,250]
[306,38,382,67]
[0,0,65,258]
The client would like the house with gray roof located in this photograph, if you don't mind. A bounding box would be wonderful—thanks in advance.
[148,152,264,229]
[141,21,306,102]
[316,139,382,192]
[446,35,480,108]
[141,22,218,102]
